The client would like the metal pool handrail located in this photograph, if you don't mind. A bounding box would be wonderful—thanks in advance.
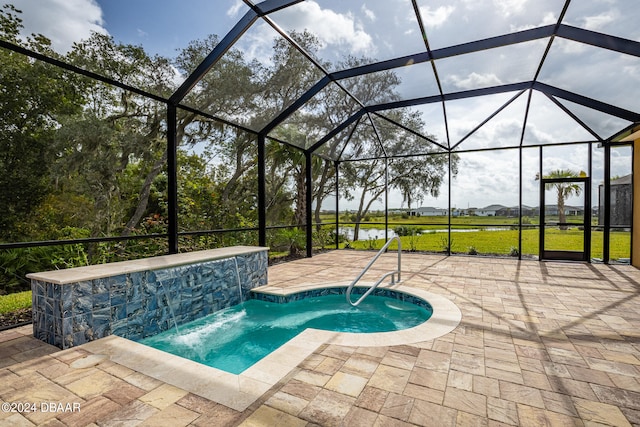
[346,236,402,306]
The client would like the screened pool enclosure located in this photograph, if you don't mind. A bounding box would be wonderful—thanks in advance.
[1,0,639,277]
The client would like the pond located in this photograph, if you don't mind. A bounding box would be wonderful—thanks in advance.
[339,227,397,241]
[338,227,507,241]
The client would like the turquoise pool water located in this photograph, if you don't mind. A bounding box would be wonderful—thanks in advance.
[139,293,432,374]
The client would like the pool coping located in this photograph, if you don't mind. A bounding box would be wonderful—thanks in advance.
[79,281,462,411]
[26,246,268,284]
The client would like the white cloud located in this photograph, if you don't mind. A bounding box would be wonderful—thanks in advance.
[540,146,590,177]
[554,37,588,55]
[445,72,503,90]
[11,0,106,52]
[361,4,376,22]
[622,64,640,80]
[226,0,244,19]
[582,10,619,32]
[511,11,557,32]
[523,123,555,145]
[541,11,558,26]
[236,25,276,65]
[419,5,454,29]
[493,0,528,18]
[273,1,374,54]
[452,150,521,207]
[483,119,523,148]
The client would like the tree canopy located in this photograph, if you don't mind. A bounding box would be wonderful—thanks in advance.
[0,5,452,291]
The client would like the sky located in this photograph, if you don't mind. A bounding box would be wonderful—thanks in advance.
[7,0,637,210]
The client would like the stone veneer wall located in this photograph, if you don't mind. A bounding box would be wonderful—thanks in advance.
[31,250,267,349]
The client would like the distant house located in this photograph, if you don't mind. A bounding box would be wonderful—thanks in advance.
[496,205,535,217]
[409,207,448,217]
[474,204,506,217]
[542,205,584,216]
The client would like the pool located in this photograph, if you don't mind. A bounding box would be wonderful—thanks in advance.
[139,290,432,374]
[82,284,461,411]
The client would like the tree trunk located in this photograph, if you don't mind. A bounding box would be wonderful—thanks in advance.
[353,221,361,242]
[353,185,386,242]
[353,189,367,242]
[557,186,567,230]
[121,150,167,237]
[220,142,254,203]
[294,167,306,227]
[314,163,332,231]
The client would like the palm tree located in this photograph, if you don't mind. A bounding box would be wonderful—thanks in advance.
[536,169,583,230]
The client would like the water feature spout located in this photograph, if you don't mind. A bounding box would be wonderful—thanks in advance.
[159,281,180,335]
[233,257,243,303]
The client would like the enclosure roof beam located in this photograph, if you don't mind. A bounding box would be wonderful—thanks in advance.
[170,0,303,105]
[330,26,556,82]
[557,25,640,57]
[336,116,363,161]
[246,0,304,15]
[169,3,639,158]
[544,93,603,142]
[169,9,258,104]
[532,82,640,122]
[260,22,640,148]
[261,26,556,140]
[307,110,367,153]
[306,82,531,155]
[368,82,532,113]
[307,78,640,157]
[371,112,446,152]
[0,39,168,104]
[451,90,527,151]
[365,112,388,158]
[321,24,637,87]
[260,76,331,135]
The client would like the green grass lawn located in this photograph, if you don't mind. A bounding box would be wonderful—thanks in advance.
[323,213,629,260]
[324,213,596,229]
[0,290,32,315]
[344,228,630,260]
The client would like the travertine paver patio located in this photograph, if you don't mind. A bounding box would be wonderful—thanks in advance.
[1,251,640,426]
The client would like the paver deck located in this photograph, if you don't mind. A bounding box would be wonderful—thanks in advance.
[1,251,639,426]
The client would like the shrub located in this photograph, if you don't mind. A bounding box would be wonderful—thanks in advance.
[1,243,91,295]
[276,227,305,256]
[440,237,454,252]
[366,236,378,250]
[330,231,348,244]
[313,228,332,250]
[468,246,478,255]
[393,225,423,237]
